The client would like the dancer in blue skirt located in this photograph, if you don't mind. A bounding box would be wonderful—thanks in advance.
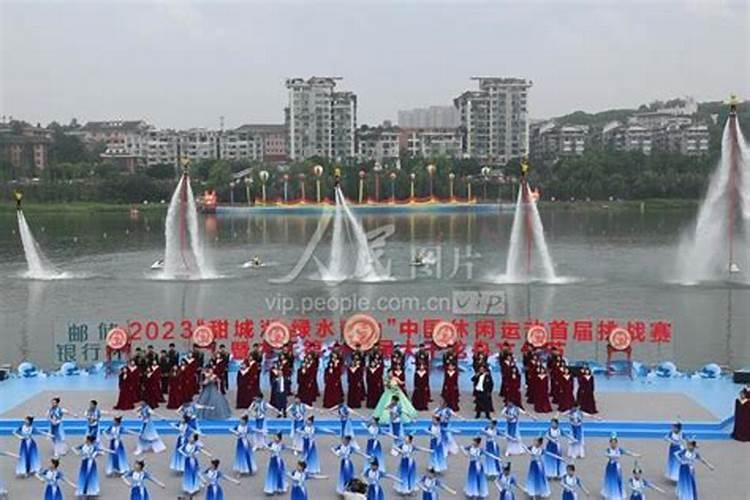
[326,403,360,438]
[664,422,684,482]
[361,417,386,474]
[287,460,328,500]
[544,418,564,480]
[200,459,241,500]
[134,402,166,455]
[393,434,430,495]
[122,460,166,500]
[494,463,527,500]
[627,464,665,500]
[563,404,599,459]
[180,433,213,498]
[229,414,257,476]
[83,400,105,442]
[522,436,562,499]
[426,416,448,474]
[560,464,590,500]
[104,415,130,476]
[169,416,194,473]
[363,458,402,500]
[675,440,714,500]
[482,420,503,478]
[13,415,45,477]
[434,401,462,455]
[462,436,502,499]
[260,432,295,495]
[331,434,366,495]
[417,467,457,500]
[301,415,337,475]
[601,436,641,500]
[249,396,281,448]
[48,397,75,458]
[287,397,315,451]
[35,458,77,500]
[177,402,204,435]
[72,434,111,497]
[501,402,534,456]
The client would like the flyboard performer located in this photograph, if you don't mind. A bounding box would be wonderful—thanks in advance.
[15,190,23,210]
[727,94,742,274]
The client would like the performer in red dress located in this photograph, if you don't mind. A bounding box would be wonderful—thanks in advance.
[236,361,253,409]
[296,355,315,405]
[504,364,524,408]
[114,362,138,411]
[323,353,344,408]
[576,364,598,414]
[556,366,575,412]
[365,353,384,409]
[166,365,183,409]
[246,356,262,402]
[183,353,200,400]
[412,362,431,411]
[211,351,228,395]
[441,362,460,412]
[533,366,552,413]
[346,353,366,409]
[144,363,164,409]
[525,358,539,405]
[732,388,750,442]
[309,352,320,402]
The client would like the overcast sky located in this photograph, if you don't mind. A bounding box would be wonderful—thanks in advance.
[1,0,748,129]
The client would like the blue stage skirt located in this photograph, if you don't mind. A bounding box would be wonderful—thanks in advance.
[138,421,165,453]
[130,485,150,500]
[464,461,488,498]
[676,464,697,500]
[292,420,304,450]
[16,438,40,476]
[562,489,579,500]
[50,423,68,457]
[340,419,354,438]
[485,440,502,477]
[367,484,385,500]
[630,493,644,500]
[169,435,186,472]
[422,492,438,500]
[182,457,201,495]
[568,425,584,459]
[499,488,516,500]
[441,427,459,455]
[75,458,100,496]
[365,438,384,474]
[337,458,355,494]
[106,439,129,476]
[263,456,288,494]
[303,438,321,474]
[233,438,257,475]
[526,460,550,497]
[391,421,403,440]
[291,484,308,500]
[44,484,63,500]
[665,443,681,481]
[505,422,524,456]
[601,461,624,500]
[430,436,447,472]
[544,441,563,478]
[395,457,417,494]
[206,484,224,500]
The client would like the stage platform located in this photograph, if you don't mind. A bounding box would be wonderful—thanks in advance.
[214,201,513,216]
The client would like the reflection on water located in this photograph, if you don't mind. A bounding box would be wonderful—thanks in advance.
[0,208,747,370]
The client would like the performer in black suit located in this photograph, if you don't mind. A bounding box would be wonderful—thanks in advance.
[472,364,494,419]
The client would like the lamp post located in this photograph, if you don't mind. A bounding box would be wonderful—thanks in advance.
[358,170,366,204]
[244,176,252,205]
[298,173,306,202]
[229,180,236,205]
[283,174,289,203]
[373,162,382,202]
[389,171,397,203]
[313,165,323,203]
[259,170,269,204]
[466,175,473,201]
[409,172,416,201]
[481,166,491,201]
[426,164,436,200]
[448,172,455,201]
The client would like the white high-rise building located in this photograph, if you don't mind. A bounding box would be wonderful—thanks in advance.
[454,77,532,164]
[397,106,459,128]
[285,76,357,161]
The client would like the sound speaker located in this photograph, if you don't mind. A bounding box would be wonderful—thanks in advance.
[733,369,750,384]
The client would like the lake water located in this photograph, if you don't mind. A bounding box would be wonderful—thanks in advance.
[1,206,748,370]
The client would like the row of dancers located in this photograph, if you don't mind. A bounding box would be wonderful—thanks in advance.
[2,394,713,500]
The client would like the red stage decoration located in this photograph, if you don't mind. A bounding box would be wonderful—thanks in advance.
[263,321,290,349]
[432,321,458,348]
[607,327,633,378]
[105,327,131,368]
[192,325,215,348]
[526,325,548,348]
[343,314,381,351]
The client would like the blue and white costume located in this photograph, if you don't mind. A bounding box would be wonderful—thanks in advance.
[231,422,257,476]
[525,445,550,498]
[393,441,418,495]
[338,405,354,438]
[332,441,360,495]
[364,468,387,500]
[561,473,584,500]
[417,475,450,500]
[289,469,310,500]
[104,422,129,476]
[300,423,321,474]
[251,401,270,447]
[263,441,288,494]
[628,477,655,500]
[48,406,68,457]
[178,404,201,435]
[389,402,404,440]
[135,405,166,455]
[436,408,459,455]
[124,470,157,500]
[544,426,564,479]
[38,468,66,500]
[74,442,103,496]
[289,403,307,450]
[601,447,626,500]
[85,408,102,441]
[169,421,191,472]
[463,444,489,498]
[483,425,502,478]
[567,410,586,459]
[665,431,684,482]
[675,449,700,500]
[179,440,204,495]
[495,473,520,500]
[426,423,447,473]
[501,406,524,456]
[363,422,385,473]
[14,422,41,476]
[202,468,229,500]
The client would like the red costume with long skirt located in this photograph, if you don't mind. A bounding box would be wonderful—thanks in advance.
[366,362,384,409]
[296,363,313,405]
[236,365,253,409]
[347,363,365,409]
[503,367,524,408]
[576,373,598,414]
[533,370,552,413]
[114,366,138,410]
[166,368,183,409]
[441,366,460,412]
[412,367,430,411]
[323,360,344,408]
[144,368,163,409]
[184,358,200,399]
[556,373,575,412]
[732,391,750,442]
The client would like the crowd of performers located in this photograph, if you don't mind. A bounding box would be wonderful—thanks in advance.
[0,340,737,500]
